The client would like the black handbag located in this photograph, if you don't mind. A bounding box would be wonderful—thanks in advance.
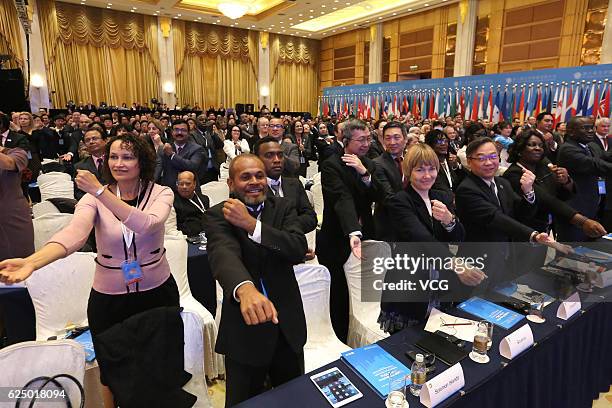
[14,373,85,408]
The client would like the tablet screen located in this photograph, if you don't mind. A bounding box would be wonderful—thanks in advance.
[310,367,362,407]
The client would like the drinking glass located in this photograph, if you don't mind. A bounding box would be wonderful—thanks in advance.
[469,321,491,364]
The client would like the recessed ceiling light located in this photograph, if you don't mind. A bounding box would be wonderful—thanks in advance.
[392,12,397,15]
[281,26,285,28]
[408,8,412,11]
[354,24,357,26]
[424,3,429,5]
[299,19,303,22]
[298,13,303,16]
[177,13,181,16]
[323,32,327,35]
[270,24,275,26]
[342,27,346,29]
[198,17,202,19]
[280,21,284,23]
[251,25,256,27]
[309,15,314,18]
[332,29,336,32]
[321,11,325,14]
[106,6,111,8]
[345,2,350,4]
[213,22,217,24]
[321,4,326,7]
[308,33,312,36]
[282,30,286,32]
[378,16,382,19]
[130,9,134,12]
[216,19,221,22]
[309,9,314,12]
[365,20,370,22]
[333,7,337,10]
[173,16,177,18]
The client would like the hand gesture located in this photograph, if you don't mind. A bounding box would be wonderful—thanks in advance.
[0,258,35,285]
[341,154,367,175]
[151,133,163,148]
[349,235,362,259]
[520,168,536,194]
[222,198,257,233]
[582,219,607,238]
[549,165,569,185]
[163,143,174,157]
[448,153,458,169]
[534,232,572,254]
[60,153,73,163]
[75,169,102,195]
[431,200,454,225]
[454,262,487,286]
[236,283,278,325]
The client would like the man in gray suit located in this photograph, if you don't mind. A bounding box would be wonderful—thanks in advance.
[269,117,300,177]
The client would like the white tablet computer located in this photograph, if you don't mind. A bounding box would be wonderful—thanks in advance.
[310,367,363,407]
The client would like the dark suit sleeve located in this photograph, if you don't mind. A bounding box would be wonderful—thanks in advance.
[283,143,300,175]
[321,160,362,235]
[204,206,254,298]
[167,145,206,173]
[289,180,317,233]
[372,159,397,200]
[456,183,535,241]
[259,203,308,264]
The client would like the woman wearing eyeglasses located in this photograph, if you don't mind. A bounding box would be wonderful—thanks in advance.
[378,144,486,334]
[223,125,250,164]
[503,130,606,242]
[424,129,464,195]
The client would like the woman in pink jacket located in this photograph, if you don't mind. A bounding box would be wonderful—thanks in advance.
[0,133,178,407]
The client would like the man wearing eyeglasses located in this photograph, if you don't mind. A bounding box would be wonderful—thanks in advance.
[74,127,107,200]
[455,137,557,288]
[558,116,612,241]
[269,117,300,177]
[156,119,207,188]
[317,119,378,342]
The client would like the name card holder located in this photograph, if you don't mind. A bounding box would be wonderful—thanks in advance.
[499,324,534,359]
[556,292,581,320]
[419,363,465,408]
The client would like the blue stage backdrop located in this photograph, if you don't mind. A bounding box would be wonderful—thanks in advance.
[318,64,612,122]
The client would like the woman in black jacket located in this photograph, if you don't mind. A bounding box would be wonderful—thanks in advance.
[503,130,605,242]
[378,144,485,334]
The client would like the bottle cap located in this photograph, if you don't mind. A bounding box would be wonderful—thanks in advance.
[416,353,424,363]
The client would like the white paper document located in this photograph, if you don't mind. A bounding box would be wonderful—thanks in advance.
[424,308,479,343]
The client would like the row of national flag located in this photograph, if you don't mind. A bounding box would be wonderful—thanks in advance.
[318,80,611,125]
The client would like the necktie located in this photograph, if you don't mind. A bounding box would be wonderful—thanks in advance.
[604,138,608,151]
[177,146,184,155]
[441,160,452,187]
[270,183,280,196]
[96,158,104,175]
[395,157,408,188]
[489,182,500,205]
[246,204,263,218]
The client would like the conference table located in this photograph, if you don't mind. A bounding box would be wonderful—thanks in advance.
[0,242,215,345]
[238,257,612,407]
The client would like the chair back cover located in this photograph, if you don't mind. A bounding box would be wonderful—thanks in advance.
[201,181,229,207]
[33,213,74,251]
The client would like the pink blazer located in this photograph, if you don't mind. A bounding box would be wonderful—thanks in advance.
[49,183,175,294]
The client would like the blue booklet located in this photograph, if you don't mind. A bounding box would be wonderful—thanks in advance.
[341,344,411,399]
[73,330,96,362]
[457,297,524,330]
[573,246,612,265]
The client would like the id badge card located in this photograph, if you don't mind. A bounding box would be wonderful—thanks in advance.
[121,260,143,285]
[300,155,306,164]
[58,139,64,145]
[598,178,606,195]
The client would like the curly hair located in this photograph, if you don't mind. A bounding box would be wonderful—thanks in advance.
[102,133,157,184]
[507,129,548,164]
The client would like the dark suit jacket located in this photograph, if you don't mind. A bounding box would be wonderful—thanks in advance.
[74,156,106,200]
[381,186,465,322]
[317,154,377,262]
[314,137,343,166]
[267,177,317,234]
[456,172,537,284]
[204,197,307,366]
[557,138,612,241]
[156,141,207,187]
[68,129,84,158]
[2,130,29,150]
[503,162,576,233]
[173,190,210,236]
[367,138,385,159]
[372,152,404,241]
[590,136,612,213]
[432,160,464,195]
[32,127,71,159]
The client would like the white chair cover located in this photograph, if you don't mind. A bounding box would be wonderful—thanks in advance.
[343,240,391,348]
[32,201,60,218]
[294,264,351,373]
[181,311,213,408]
[305,189,315,208]
[165,206,184,237]
[219,164,230,184]
[306,161,319,179]
[24,252,96,340]
[32,213,74,251]
[165,235,224,379]
[0,340,86,407]
[201,181,230,207]
[38,172,74,201]
[310,175,323,226]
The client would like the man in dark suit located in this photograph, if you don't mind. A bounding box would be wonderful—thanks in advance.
[254,136,317,242]
[558,116,612,241]
[590,117,612,231]
[317,119,378,342]
[74,127,107,200]
[0,113,29,150]
[156,119,207,188]
[204,154,307,407]
[372,121,407,241]
[535,111,562,163]
[367,119,386,159]
[456,137,555,287]
[174,170,210,236]
[314,121,343,166]
[195,115,224,183]
[272,104,281,114]
[269,117,300,177]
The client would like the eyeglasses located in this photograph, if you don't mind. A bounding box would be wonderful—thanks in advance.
[435,139,448,145]
[468,154,499,162]
[173,128,189,133]
[351,137,372,144]
[269,124,284,129]
[84,136,101,143]
[176,182,194,187]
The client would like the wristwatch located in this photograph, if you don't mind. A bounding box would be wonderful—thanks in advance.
[94,185,107,197]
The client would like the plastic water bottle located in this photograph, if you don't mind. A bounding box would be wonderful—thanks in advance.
[409,354,427,397]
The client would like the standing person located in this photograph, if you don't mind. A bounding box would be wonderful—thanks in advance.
[0,133,179,408]
[424,129,464,195]
[535,112,561,163]
[291,120,310,178]
[269,117,300,177]
[317,119,377,342]
[204,154,307,407]
[223,125,250,164]
[74,127,108,200]
[590,117,612,231]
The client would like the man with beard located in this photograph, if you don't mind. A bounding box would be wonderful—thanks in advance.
[317,119,377,342]
[204,154,307,407]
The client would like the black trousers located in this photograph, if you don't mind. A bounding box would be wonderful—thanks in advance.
[224,331,304,407]
[317,251,350,344]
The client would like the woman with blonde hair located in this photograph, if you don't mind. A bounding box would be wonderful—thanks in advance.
[378,144,485,334]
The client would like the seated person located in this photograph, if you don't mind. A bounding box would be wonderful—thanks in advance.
[173,170,210,236]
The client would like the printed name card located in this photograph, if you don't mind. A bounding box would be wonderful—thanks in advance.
[556,292,581,320]
[419,363,464,408]
[499,324,534,359]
